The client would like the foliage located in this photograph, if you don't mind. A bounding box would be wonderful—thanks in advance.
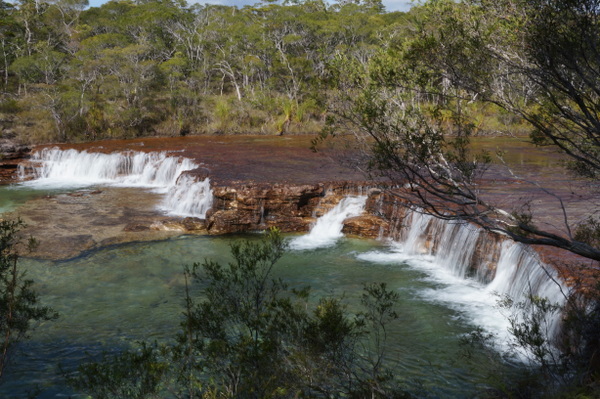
[68,342,168,399]
[574,217,600,250]
[459,286,600,398]
[71,229,410,398]
[324,0,600,262]
[0,0,409,141]
[321,0,600,395]
[0,218,57,382]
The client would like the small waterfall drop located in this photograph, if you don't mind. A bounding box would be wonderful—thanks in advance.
[395,210,567,303]
[358,208,568,350]
[20,148,213,218]
[21,148,198,190]
[162,174,213,218]
[399,211,485,279]
[290,195,367,250]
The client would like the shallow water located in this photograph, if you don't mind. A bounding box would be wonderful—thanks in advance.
[0,233,519,398]
[0,143,540,398]
[0,185,67,214]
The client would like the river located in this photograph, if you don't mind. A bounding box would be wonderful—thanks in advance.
[0,135,585,397]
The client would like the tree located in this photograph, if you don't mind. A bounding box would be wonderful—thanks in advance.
[325,0,600,263]
[0,218,57,382]
[71,229,409,398]
[0,0,22,89]
[324,0,600,394]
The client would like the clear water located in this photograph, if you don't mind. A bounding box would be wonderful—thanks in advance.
[0,234,516,398]
[0,185,68,214]
[0,183,518,398]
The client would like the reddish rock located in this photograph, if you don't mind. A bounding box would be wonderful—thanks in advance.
[343,215,388,239]
[470,231,503,281]
[204,181,383,235]
[206,183,326,234]
[0,138,30,183]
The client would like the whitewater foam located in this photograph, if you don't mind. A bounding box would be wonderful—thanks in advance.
[356,209,568,356]
[290,195,367,250]
[19,148,213,218]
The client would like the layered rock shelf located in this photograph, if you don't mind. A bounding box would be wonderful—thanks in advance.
[0,133,592,297]
[1,136,385,259]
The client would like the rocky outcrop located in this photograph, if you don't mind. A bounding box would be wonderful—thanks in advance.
[0,137,30,183]
[205,181,372,235]
[342,215,389,239]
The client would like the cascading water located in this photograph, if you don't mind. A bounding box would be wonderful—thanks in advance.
[19,147,213,218]
[358,208,568,352]
[290,195,367,250]
[162,174,213,217]
[395,210,566,305]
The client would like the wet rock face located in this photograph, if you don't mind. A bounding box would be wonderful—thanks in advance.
[342,215,388,239]
[0,138,30,183]
[206,183,325,234]
[205,181,379,235]
[363,190,408,239]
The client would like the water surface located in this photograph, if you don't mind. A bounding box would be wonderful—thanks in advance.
[2,235,512,398]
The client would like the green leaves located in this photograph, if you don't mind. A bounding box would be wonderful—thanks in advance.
[0,219,58,382]
[73,229,406,398]
[69,342,168,399]
[2,0,417,140]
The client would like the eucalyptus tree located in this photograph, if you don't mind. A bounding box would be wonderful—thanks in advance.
[12,0,46,57]
[327,0,600,262]
[0,1,22,89]
[43,0,88,55]
[325,0,600,393]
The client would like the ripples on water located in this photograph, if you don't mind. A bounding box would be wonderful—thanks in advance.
[0,234,520,399]
[0,178,525,398]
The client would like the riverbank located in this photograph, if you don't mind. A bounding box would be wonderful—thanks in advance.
[2,135,594,265]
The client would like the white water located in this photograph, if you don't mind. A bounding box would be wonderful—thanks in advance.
[357,210,568,353]
[19,148,213,218]
[162,174,213,217]
[290,195,367,250]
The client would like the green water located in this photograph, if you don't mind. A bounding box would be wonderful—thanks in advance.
[0,234,506,398]
[0,185,67,214]
[0,178,520,398]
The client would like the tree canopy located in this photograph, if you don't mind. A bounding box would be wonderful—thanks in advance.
[325,0,600,263]
[0,0,403,141]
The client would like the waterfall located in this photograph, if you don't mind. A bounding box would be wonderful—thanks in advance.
[19,148,213,218]
[161,174,213,218]
[399,211,490,281]
[290,195,367,250]
[396,210,566,304]
[486,240,566,337]
[358,208,568,350]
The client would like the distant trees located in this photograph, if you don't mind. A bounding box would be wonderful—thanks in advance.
[0,0,408,142]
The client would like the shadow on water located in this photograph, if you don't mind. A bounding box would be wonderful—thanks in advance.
[2,234,520,398]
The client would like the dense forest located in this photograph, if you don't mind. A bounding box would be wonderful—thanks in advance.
[0,0,402,142]
[0,0,530,144]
